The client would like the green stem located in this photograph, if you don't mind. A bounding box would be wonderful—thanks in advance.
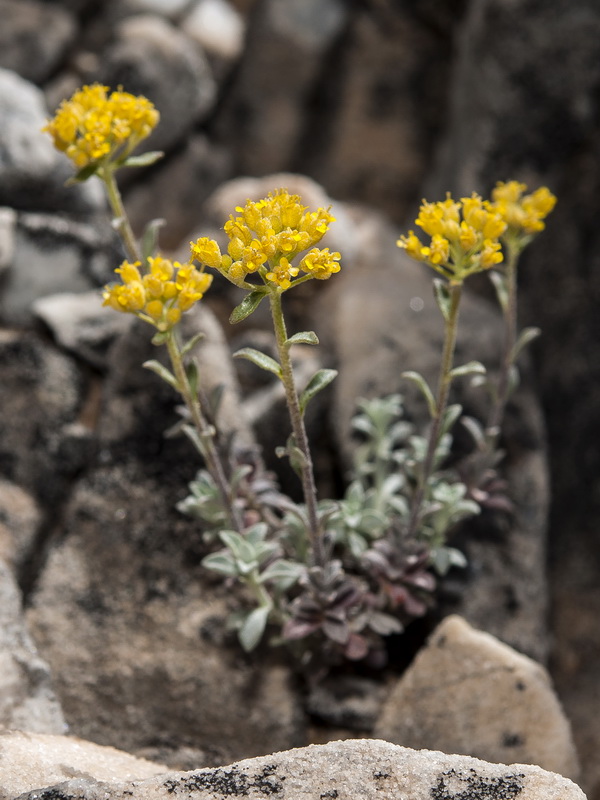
[486,242,519,450]
[407,281,463,539]
[166,331,243,533]
[101,164,141,263]
[269,289,325,569]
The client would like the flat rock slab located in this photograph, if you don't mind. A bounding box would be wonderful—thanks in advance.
[12,738,586,800]
[0,729,166,800]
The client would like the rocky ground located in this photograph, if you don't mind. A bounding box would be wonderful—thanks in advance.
[0,1,599,799]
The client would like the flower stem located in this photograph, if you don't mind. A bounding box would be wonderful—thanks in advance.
[485,242,519,450]
[101,164,142,263]
[166,331,243,533]
[269,289,325,569]
[407,281,463,539]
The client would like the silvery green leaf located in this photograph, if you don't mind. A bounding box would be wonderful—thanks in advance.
[441,403,463,435]
[460,415,486,448]
[219,530,256,564]
[141,218,165,261]
[299,369,338,416]
[401,371,437,419]
[449,361,486,379]
[67,161,101,184]
[433,278,452,321]
[286,331,319,346]
[202,551,238,577]
[142,359,178,390]
[368,611,403,636]
[233,347,282,378]
[507,364,520,395]
[229,290,267,323]
[182,424,209,458]
[120,150,164,168]
[512,326,541,360]
[259,560,305,590]
[239,605,271,652]
[180,331,206,357]
[185,359,199,396]
[489,270,509,314]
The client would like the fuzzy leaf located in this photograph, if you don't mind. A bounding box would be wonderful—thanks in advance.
[449,361,486,379]
[233,347,282,378]
[230,290,267,324]
[401,371,437,419]
[299,369,338,416]
[260,560,305,590]
[67,161,101,184]
[180,331,206,357]
[219,530,256,564]
[143,359,178,390]
[489,270,509,314]
[433,278,452,321]
[141,218,165,262]
[512,326,541,361]
[286,331,319,346]
[239,605,271,652]
[151,331,170,346]
[185,359,199,396]
[441,403,463,436]
[202,551,238,577]
[182,423,209,459]
[120,150,164,168]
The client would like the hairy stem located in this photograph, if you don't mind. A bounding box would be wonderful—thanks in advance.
[485,242,520,449]
[166,332,243,533]
[269,289,325,569]
[407,281,463,539]
[101,164,141,263]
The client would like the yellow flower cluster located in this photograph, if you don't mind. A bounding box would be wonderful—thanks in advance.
[490,181,556,238]
[190,189,341,291]
[44,84,159,169]
[398,193,506,283]
[103,255,212,331]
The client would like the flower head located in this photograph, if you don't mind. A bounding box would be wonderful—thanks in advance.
[44,84,159,169]
[190,189,340,291]
[490,181,556,243]
[103,255,212,331]
[398,192,507,283]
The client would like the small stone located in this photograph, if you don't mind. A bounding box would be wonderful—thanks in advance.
[183,0,246,61]
[374,615,580,780]
[0,0,77,84]
[0,559,66,736]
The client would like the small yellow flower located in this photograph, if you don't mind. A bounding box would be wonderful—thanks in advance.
[399,192,507,282]
[491,181,556,239]
[103,256,212,331]
[44,84,159,170]
[190,189,341,292]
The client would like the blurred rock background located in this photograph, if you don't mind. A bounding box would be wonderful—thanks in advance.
[0,0,599,797]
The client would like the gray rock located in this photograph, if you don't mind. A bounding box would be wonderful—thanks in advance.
[0,211,120,326]
[25,305,303,765]
[299,1,466,223]
[182,0,246,62]
[0,330,87,506]
[0,206,16,274]
[0,69,105,215]
[98,15,216,154]
[0,0,77,85]
[12,738,587,800]
[33,291,133,370]
[0,729,167,800]
[0,559,66,735]
[375,615,579,780]
[123,134,233,250]
[0,479,41,574]
[213,0,349,174]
